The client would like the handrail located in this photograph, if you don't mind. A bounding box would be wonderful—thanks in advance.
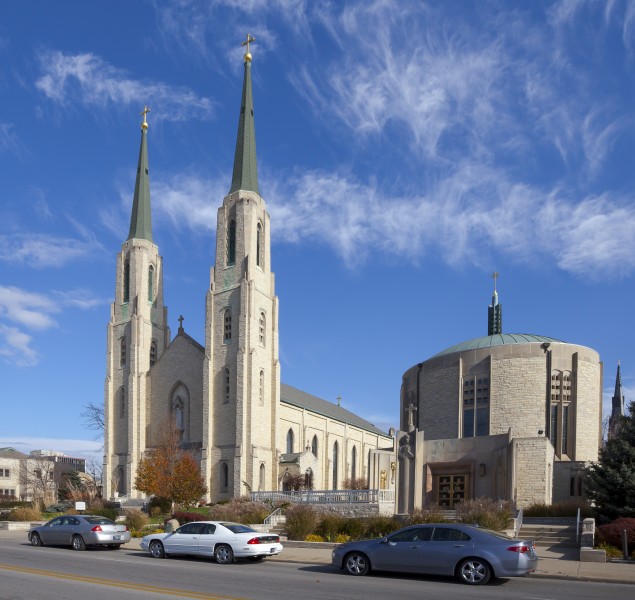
[263,507,284,526]
[252,489,395,505]
[576,507,581,544]
[514,508,524,538]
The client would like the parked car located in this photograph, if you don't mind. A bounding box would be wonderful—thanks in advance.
[331,523,538,585]
[140,521,283,564]
[28,515,131,550]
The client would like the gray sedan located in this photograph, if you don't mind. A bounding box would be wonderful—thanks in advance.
[28,515,131,550]
[331,523,538,585]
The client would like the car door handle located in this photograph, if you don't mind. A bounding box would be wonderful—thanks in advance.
[453,544,465,547]
[409,545,420,549]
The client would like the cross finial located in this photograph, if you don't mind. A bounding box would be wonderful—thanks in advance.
[491,271,499,292]
[336,395,342,407]
[241,33,255,62]
[406,401,418,430]
[178,315,184,331]
[140,106,151,130]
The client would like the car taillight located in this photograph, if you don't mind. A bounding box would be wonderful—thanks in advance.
[125,526,129,532]
[507,545,530,553]
[247,537,262,544]
[91,526,103,532]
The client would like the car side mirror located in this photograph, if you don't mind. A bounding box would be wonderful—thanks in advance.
[380,537,389,544]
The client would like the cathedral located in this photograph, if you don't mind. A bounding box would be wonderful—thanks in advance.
[103,44,393,502]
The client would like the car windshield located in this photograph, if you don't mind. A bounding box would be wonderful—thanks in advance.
[84,517,115,525]
[221,523,256,534]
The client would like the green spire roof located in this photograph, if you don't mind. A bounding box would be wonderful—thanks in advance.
[127,115,153,242]
[229,57,259,195]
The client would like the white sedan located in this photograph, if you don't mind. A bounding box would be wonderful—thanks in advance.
[140,521,283,564]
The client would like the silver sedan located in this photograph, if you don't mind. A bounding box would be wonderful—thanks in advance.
[140,521,283,564]
[28,515,131,550]
[331,523,538,585]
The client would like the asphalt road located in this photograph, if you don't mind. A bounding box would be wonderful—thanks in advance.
[0,536,633,600]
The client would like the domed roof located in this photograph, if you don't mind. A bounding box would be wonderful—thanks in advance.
[432,333,565,358]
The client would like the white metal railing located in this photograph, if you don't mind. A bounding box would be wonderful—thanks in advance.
[576,507,581,543]
[252,489,395,505]
[514,508,524,538]
[263,507,285,526]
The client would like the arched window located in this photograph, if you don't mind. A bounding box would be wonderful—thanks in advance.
[259,311,266,346]
[120,337,126,367]
[311,435,318,458]
[223,309,232,343]
[224,368,230,404]
[148,265,154,302]
[221,462,229,491]
[305,467,313,490]
[259,463,265,491]
[116,466,125,496]
[256,222,263,268]
[351,445,357,480]
[332,441,339,489]
[259,370,265,406]
[123,259,130,303]
[150,340,157,367]
[227,219,236,265]
[286,429,294,454]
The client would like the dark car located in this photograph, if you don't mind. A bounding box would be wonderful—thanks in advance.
[331,523,538,585]
[28,515,131,550]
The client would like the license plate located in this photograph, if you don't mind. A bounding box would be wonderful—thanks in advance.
[113,535,121,540]
[270,548,275,553]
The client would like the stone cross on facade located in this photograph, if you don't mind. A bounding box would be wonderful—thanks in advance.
[406,401,417,432]
[178,315,184,331]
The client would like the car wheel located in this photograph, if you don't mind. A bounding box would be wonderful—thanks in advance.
[30,533,43,547]
[214,544,234,564]
[344,551,370,576]
[458,558,491,585]
[149,540,165,559]
[72,535,86,551]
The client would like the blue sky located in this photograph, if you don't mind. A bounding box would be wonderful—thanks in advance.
[1,0,633,461]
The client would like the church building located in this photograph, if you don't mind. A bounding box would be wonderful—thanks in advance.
[103,42,393,502]
[395,279,606,511]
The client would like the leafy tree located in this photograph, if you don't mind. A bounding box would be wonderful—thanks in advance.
[134,420,207,512]
[584,401,635,520]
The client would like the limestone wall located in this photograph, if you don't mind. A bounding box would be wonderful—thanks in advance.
[512,437,554,508]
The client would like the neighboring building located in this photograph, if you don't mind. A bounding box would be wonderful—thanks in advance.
[103,43,393,502]
[0,448,62,503]
[0,448,23,498]
[396,284,603,511]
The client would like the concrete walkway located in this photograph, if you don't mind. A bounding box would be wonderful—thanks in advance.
[3,530,634,585]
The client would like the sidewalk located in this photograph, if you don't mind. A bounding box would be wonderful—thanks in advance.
[3,530,634,585]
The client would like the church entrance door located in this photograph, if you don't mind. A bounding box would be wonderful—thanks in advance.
[436,474,469,508]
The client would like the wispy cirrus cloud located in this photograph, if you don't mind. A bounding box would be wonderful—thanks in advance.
[34,50,215,123]
[0,122,26,157]
[0,285,105,367]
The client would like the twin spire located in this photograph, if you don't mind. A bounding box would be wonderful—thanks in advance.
[487,272,502,335]
[127,34,260,244]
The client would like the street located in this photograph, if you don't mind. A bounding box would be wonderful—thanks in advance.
[0,535,633,600]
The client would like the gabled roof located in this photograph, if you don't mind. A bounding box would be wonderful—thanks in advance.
[0,447,30,459]
[280,383,390,438]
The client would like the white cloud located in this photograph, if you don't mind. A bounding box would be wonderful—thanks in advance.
[0,285,104,367]
[0,122,25,156]
[35,50,215,123]
[0,233,102,268]
[0,437,102,460]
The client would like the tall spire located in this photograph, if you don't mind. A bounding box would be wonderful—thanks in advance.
[487,271,502,335]
[127,106,153,242]
[229,34,259,196]
[608,361,626,440]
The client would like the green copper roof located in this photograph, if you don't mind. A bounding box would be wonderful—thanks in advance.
[127,126,153,242]
[229,60,259,195]
[433,334,565,358]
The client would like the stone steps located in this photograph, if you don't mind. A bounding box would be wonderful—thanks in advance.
[519,523,579,548]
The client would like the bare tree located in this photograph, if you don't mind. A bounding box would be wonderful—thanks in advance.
[20,457,57,508]
[81,402,105,436]
[85,456,103,495]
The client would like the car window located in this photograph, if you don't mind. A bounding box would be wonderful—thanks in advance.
[68,518,80,525]
[201,524,216,535]
[178,523,205,535]
[432,528,471,542]
[84,517,115,525]
[389,527,432,542]
[221,523,255,534]
[48,518,63,527]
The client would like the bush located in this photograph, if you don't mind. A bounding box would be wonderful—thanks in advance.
[406,507,449,525]
[91,507,118,521]
[304,534,324,542]
[207,498,269,524]
[524,500,593,518]
[0,499,28,509]
[285,504,319,541]
[597,518,635,550]
[334,533,350,543]
[9,507,42,521]
[172,511,209,523]
[341,518,366,540]
[362,515,401,538]
[125,509,149,531]
[149,496,172,514]
[455,498,511,531]
[597,542,625,558]
[316,514,347,542]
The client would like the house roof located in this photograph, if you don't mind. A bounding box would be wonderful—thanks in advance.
[280,383,390,438]
[0,447,30,460]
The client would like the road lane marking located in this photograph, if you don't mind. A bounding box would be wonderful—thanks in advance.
[0,563,246,599]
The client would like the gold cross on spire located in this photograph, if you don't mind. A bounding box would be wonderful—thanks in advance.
[242,33,255,62]
[491,271,499,292]
[140,105,151,130]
